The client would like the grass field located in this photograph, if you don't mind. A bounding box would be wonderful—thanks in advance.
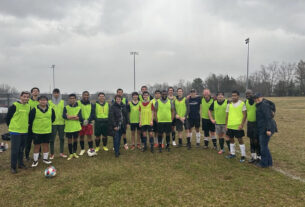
[0,97,305,207]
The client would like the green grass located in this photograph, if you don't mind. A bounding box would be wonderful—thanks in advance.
[0,97,305,207]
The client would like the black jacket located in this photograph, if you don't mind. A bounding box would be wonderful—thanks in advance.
[108,102,129,132]
[256,99,278,135]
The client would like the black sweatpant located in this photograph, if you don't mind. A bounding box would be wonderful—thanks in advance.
[11,133,27,169]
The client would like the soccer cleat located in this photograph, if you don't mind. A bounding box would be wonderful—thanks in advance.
[161,144,165,149]
[18,164,27,169]
[11,168,17,174]
[196,143,200,147]
[73,153,79,159]
[95,147,100,152]
[67,154,74,160]
[103,146,109,151]
[154,143,159,148]
[248,157,256,163]
[130,145,135,150]
[172,141,177,146]
[203,145,208,149]
[137,144,141,150]
[124,144,129,150]
[150,145,154,153]
[213,146,217,150]
[226,154,236,159]
[218,149,225,154]
[49,154,54,160]
[60,153,67,158]
[166,144,170,152]
[240,156,246,163]
[43,159,52,165]
[79,149,86,156]
[31,161,38,167]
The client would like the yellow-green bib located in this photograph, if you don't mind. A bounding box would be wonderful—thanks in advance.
[32,106,52,134]
[48,100,65,125]
[8,102,30,133]
[157,100,172,123]
[96,102,109,119]
[227,102,245,130]
[141,102,153,126]
[64,105,82,133]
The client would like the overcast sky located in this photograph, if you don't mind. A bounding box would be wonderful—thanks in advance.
[0,0,304,93]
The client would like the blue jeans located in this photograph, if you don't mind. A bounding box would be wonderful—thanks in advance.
[113,130,122,156]
[11,133,27,169]
[259,134,272,167]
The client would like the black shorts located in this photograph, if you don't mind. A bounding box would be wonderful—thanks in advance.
[172,118,176,127]
[226,129,245,139]
[188,118,200,129]
[202,118,215,137]
[141,125,154,132]
[153,120,158,132]
[66,131,79,139]
[33,133,51,144]
[130,123,140,131]
[247,121,258,139]
[94,120,109,137]
[176,119,190,131]
[158,122,172,134]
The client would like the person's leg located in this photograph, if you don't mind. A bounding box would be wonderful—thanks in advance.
[10,134,21,171]
[49,125,57,156]
[18,134,27,168]
[149,131,154,152]
[171,119,176,145]
[79,134,85,154]
[142,130,148,151]
[238,137,246,162]
[195,127,200,146]
[202,119,209,148]
[73,133,78,156]
[67,137,73,158]
[226,130,236,158]
[218,131,225,153]
[131,127,136,148]
[259,134,272,167]
[58,125,65,156]
[113,130,122,157]
[42,142,51,164]
[24,131,33,160]
[210,121,217,149]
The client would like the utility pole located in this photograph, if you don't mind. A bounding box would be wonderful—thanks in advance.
[130,52,139,91]
[245,38,250,90]
[51,64,55,89]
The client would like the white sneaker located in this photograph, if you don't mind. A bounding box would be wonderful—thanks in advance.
[79,149,86,156]
[43,159,52,165]
[172,141,177,146]
[31,161,38,167]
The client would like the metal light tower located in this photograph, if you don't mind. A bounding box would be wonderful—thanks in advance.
[245,38,250,90]
[130,52,139,91]
[51,64,55,89]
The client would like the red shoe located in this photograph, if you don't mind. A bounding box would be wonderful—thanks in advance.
[161,144,165,149]
[154,143,159,148]
[137,144,141,150]
[130,145,135,150]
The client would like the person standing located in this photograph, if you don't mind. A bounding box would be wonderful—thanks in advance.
[6,91,31,174]
[127,92,141,150]
[187,89,201,148]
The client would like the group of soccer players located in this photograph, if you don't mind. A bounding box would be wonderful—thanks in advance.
[6,85,274,174]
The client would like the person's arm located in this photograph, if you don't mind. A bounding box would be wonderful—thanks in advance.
[225,104,230,130]
[151,104,154,125]
[5,104,16,126]
[92,103,96,121]
[171,100,175,121]
[208,102,215,123]
[51,109,56,123]
[29,108,36,126]
[262,102,273,133]
[154,101,158,123]
[139,105,142,126]
[88,103,94,123]
[77,109,83,122]
[185,99,190,119]
[239,111,247,130]
[63,107,68,120]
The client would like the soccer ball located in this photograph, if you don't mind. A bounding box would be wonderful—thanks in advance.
[87,148,97,157]
[44,166,56,178]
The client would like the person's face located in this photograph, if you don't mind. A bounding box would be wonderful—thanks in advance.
[53,92,60,99]
[168,88,174,96]
[141,87,147,93]
[69,96,76,105]
[39,99,48,107]
[116,97,122,104]
[132,95,138,101]
[155,92,161,99]
[117,90,123,96]
[32,89,39,97]
[246,92,253,99]
[190,91,196,98]
[203,90,211,99]
[143,93,148,101]
[98,94,105,102]
[20,94,30,104]
[82,92,89,101]
[231,93,239,102]
[254,97,263,104]
[161,92,167,99]
[217,93,224,102]
[177,89,183,97]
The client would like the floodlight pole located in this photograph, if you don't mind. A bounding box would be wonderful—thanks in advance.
[245,38,250,90]
[130,52,139,91]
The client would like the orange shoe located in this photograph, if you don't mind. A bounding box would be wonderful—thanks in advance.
[130,145,135,150]
[137,144,141,150]
[161,144,165,149]
[154,143,159,148]
[218,150,224,154]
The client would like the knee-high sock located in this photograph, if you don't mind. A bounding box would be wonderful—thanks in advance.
[211,136,217,147]
[230,143,235,155]
[95,138,100,147]
[240,144,246,157]
[73,141,77,153]
[219,138,224,150]
[80,140,85,150]
[172,131,176,141]
[68,143,73,154]
[102,137,108,146]
[204,137,209,146]
[196,133,201,143]
[226,140,231,152]
[88,141,93,149]
[166,135,170,145]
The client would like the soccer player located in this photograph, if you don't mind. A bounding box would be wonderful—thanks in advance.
[225,90,247,163]
[201,89,217,149]
[168,87,177,146]
[25,87,40,161]
[127,92,141,150]
[245,90,260,163]
[154,90,175,152]
[109,95,129,157]
[93,92,110,152]
[29,96,55,167]
[174,88,190,148]
[113,88,129,150]
[139,85,153,101]
[152,90,161,148]
[139,91,154,152]
[209,92,230,154]
[48,88,67,159]
[77,91,95,156]
[187,89,201,148]
[63,94,83,160]
[6,91,31,174]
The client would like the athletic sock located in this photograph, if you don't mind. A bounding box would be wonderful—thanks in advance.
[43,152,49,160]
[219,138,224,150]
[80,140,85,150]
[230,143,236,155]
[143,136,147,146]
[154,137,158,144]
[196,133,201,144]
[251,153,257,159]
[166,135,170,145]
[189,132,193,142]
[226,140,231,152]
[102,137,107,146]
[204,137,209,146]
[73,141,77,153]
[187,137,191,144]
[33,153,39,161]
[158,136,162,144]
[149,137,154,146]
[240,144,246,157]
[68,143,73,154]
[123,138,127,145]
[88,141,93,149]
[178,138,182,145]
[95,139,100,147]
[212,136,217,147]
[172,131,176,141]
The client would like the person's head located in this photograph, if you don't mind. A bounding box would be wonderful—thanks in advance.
[31,87,40,97]
[253,93,263,104]
[190,89,196,98]
[68,94,77,105]
[154,90,161,99]
[231,90,240,102]
[98,92,105,102]
[177,88,183,97]
[38,96,48,107]
[143,91,149,101]
[52,88,60,99]
[168,87,174,96]
[131,92,139,101]
[216,92,225,102]
[117,88,123,96]
[20,91,30,104]
[141,85,148,93]
[161,90,167,100]
[203,88,211,99]
[245,89,253,99]
[114,95,122,104]
[82,91,90,101]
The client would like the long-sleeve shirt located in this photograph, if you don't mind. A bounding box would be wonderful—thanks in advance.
[62,103,83,122]
[256,99,277,135]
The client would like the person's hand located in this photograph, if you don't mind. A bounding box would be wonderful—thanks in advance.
[175,115,180,119]
[238,124,243,130]
[181,117,185,122]
[139,123,142,127]
[211,119,216,124]
[150,121,153,126]
[83,120,88,126]
[114,127,118,131]
[225,125,228,131]
[266,131,271,136]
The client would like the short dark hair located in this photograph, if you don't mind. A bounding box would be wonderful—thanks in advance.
[69,94,76,98]
[117,88,123,93]
[20,91,30,96]
[141,85,147,90]
[52,88,60,94]
[177,88,183,92]
[114,95,122,100]
[154,90,161,94]
[132,92,139,97]
[162,90,167,93]
[98,92,105,97]
[232,90,240,96]
[82,91,89,95]
[143,91,149,96]
[38,95,48,101]
[168,87,174,92]
[31,87,40,93]
[216,91,224,96]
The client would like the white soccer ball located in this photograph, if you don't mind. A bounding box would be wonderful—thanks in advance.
[44,166,56,178]
[87,149,97,157]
